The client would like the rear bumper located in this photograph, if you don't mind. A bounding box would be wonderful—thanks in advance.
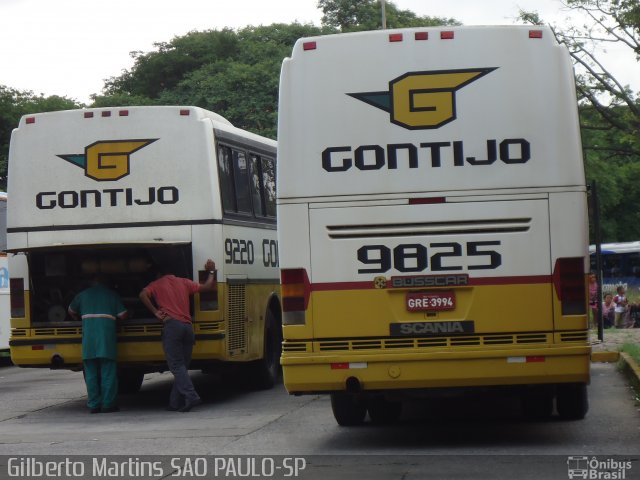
[281,345,591,394]
[10,336,227,369]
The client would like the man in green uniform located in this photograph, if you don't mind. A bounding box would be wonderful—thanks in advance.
[68,277,128,413]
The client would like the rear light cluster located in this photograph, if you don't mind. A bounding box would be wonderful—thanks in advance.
[198,270,218,311]
[553,258,587,315]
[10,278,25,318]
[281,268,310,325]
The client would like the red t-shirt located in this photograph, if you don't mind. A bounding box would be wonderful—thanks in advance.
[144,275,200,323]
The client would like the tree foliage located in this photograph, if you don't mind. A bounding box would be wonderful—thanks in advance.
[95,23,332,139]
[0,86,82,189]
[318,0,460,31]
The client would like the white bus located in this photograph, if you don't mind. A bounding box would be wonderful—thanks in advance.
[589,242,640,299]
[277,26,590,425]
[7,106,281,391]
[0,192,9,356]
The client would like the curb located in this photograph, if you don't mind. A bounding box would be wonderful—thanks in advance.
[619,352,640,388]
[591,351,620,363]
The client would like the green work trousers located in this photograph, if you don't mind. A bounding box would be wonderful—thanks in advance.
[83,358,118,409]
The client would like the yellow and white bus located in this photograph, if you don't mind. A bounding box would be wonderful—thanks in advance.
[7,106,281,391]
[277,26,590,424]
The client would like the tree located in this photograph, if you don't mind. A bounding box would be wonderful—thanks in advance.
[318,0,460,31]
[95,23,330,139]
[0,86,82,189]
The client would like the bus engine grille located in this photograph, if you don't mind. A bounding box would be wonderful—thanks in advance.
[226,284,247,355]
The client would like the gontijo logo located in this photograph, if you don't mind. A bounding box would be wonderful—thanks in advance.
[57,139,158,181]
[348,68,496,130]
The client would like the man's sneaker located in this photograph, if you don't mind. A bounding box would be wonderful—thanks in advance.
[179,398,202,412]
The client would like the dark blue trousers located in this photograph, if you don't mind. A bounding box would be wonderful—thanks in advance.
[162,319,200,408]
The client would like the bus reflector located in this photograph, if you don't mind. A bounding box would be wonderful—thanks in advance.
[331,362,368,369]
[303,41,317,51]
[25,117,35,124]
[553,257,586,315]
[84,112,94,118]
[409,197,446,205]
[529,30,543,39]
[31,345,45,351]
[441,31,454,39]
[389,33,403,42]
[415,32,428,41]
[10,278,25,318]
[507,356,546,363]
[281,268,310,325]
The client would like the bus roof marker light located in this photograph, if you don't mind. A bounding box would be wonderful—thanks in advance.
[179,109,190,116]
[441,31,454,40]
[303,41,317,51]
[415,32,428,41]
[101,111,111,117]
[84,112,94,119]
[529,30,543,39]
[119,110,129,117]
[409,197,446,205]
[25,117,35,124]
[389,33,403,42]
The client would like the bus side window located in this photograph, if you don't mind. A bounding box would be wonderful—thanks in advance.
[232,149,252,214]
[249,154,264,216]
[217,145,236,213]
[261,157,276,218]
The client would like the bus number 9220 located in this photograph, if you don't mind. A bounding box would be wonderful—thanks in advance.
[357,241,502,274]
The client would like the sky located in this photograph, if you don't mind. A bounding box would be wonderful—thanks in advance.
[0,0,635,104]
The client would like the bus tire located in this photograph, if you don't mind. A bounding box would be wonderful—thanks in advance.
[557,384,588,420]
[367,396,402,424]
[248,310,282,390]
[331,393,366,426]
[118,370,145,394]
[521,390,554,420]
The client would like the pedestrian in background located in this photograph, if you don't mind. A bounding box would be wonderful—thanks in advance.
[588,272,598,329]
[68,276,127,413]
[139,259,217,412]
[613,285,629,328]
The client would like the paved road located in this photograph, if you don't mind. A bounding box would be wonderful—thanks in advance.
[0,361,638,479]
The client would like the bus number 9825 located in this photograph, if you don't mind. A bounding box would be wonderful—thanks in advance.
[356,241,502,274]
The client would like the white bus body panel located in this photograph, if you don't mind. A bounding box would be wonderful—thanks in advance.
[278,26,584,201]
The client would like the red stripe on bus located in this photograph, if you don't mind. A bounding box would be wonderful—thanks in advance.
[310,275,552,291]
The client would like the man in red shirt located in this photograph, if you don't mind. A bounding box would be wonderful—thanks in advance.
[139,259,216,412]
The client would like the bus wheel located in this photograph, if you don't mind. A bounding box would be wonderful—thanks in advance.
[248,310,282,390]
[118,370,145,394]
[521,390,554,420]
[367,397,402,424]
[557,384,589,420]
[330,393,366,426]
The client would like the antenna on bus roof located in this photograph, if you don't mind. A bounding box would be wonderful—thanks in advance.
[381,0,387,29]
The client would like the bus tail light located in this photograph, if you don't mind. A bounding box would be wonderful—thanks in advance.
[10,278,25,318]
[198,270,218,311]
[281,268,310,325]
[553,258,586,315]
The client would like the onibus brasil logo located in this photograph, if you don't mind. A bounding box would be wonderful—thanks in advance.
[57,139,158,181]
[348,68,497,130]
